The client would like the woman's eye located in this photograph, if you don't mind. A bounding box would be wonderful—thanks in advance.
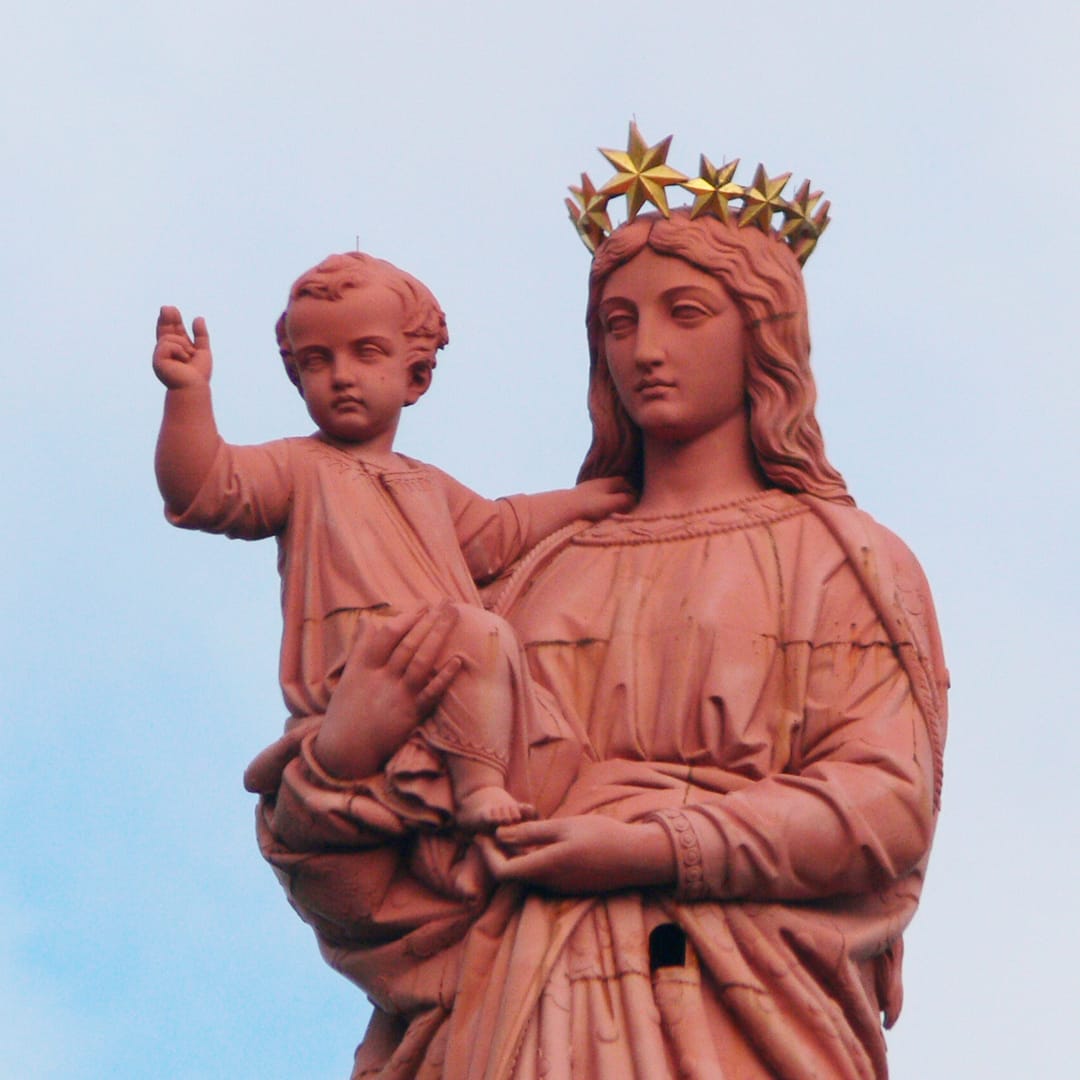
[604,314,636,336]
[672,303,710,322]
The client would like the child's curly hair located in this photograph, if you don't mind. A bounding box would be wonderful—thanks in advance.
[276,252,449,390]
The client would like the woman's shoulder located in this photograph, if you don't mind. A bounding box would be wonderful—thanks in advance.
[798,495,948,798]
[795,495,934,605]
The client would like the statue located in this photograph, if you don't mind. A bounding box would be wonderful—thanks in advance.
[153,252,629,831]
[162,125,947,1079]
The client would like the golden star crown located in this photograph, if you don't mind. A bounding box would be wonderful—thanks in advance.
[566,122,830,265]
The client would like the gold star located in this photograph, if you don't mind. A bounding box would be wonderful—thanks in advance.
[781,179,831,263]
[599,122,688,220]
[790,198,831,264]
[566,172,612,252]
[565,198,597,253]
[779,179,823,238]
[681,155,741,222]
[739,164,792,231]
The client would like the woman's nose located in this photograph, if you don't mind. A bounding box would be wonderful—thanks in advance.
[633,317,665,368]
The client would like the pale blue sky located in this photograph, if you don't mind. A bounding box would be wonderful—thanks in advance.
[3,1,1077,1076]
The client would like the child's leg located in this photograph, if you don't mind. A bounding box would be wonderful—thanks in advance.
[447,759,527,830]
[422,604,536,831]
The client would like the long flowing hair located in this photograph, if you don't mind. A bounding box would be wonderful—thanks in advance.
[577,211,852,505]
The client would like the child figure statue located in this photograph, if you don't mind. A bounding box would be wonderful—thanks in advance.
[153,252,628,829]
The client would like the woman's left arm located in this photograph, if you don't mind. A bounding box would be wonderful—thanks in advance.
[486,647,933,901]
[486,547,940,902]
[648,539,939,904]
[660,655,935,902]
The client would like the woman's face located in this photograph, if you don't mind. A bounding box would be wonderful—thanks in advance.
[597,248,749,447]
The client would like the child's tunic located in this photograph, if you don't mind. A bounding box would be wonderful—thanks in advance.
[167,435,535,721]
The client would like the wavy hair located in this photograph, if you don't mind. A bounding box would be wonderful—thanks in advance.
[577,210,852,504]
[275,252,449,391]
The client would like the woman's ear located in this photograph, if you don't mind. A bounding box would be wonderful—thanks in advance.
[404,358,433,406]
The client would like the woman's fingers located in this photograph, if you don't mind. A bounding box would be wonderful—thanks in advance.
[478,833,563,883]
[491,842,566,885]
[479,821,567,882]
[415,655,462,715]
[365,603,459,685]
[476,835,508,878]
[400,602,460,691]
[361,607,431,670]
[494,819,565,850]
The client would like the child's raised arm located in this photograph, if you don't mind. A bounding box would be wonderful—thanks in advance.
[153,306,223,515]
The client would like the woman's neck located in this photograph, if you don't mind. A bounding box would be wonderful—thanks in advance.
[634,419,767,516]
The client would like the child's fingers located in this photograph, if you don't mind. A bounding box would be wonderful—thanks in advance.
[153,336,196,364]
[605,489,635,512]
[191,316,210,349]
[156,305,187,341]
[580,476,633,495]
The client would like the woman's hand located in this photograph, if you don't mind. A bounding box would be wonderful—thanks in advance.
[314,603,464,780]
[479,815,676,895]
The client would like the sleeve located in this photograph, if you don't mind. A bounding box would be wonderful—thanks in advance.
[429,467,533,583]
[649,560,938,903]
[165,439,294,540]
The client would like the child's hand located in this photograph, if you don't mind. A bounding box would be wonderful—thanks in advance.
[572,476,636,520]
[153,306,213,389]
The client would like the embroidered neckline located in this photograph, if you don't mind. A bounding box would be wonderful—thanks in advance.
[612,488,775,522]
[310,436,423,481]
[574,489,808,545]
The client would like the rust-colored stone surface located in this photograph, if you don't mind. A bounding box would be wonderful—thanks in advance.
[155,214,945,1078]
[153,252,629,834]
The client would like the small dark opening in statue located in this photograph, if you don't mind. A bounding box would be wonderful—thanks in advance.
[649,923,687,970]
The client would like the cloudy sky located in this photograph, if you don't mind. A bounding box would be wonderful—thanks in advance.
[3,2,1076,1076]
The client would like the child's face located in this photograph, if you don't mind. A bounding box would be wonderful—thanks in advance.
[286,285,429,451]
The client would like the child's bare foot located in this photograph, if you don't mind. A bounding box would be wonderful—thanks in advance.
[456,786,537,832]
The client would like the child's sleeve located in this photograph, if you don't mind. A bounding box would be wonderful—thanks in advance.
[166,439,294,540]
[432,468,534,583]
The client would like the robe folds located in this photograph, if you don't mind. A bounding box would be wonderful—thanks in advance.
[166,435,536,720]
[249,490,947,1080]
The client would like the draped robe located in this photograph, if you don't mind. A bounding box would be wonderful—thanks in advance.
[249,490,947,1080]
